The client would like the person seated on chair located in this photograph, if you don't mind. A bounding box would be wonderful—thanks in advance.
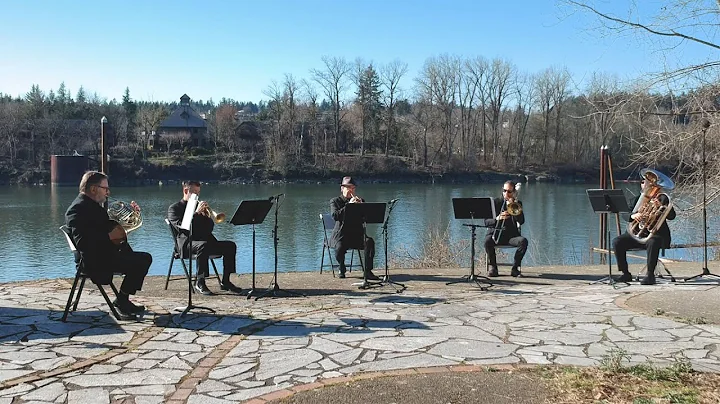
[329,176,379,280]
[65,171,151,317]
[484,180,528,277]
[167,180,242,295]
[612,178,676,285]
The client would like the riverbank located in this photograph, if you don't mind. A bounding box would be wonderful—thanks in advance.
[2,154,632,186]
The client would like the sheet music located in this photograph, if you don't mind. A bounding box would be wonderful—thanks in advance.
[181,193,198,231]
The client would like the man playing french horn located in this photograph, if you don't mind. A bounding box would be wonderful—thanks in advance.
[167,180,242,295]
[612,169,676,285]
[484,180,528,277]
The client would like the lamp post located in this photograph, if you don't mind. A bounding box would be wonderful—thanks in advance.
[100,116,108,174]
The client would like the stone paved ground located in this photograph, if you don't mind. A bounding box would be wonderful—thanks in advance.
[0,264,719,403]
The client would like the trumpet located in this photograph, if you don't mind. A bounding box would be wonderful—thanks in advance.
[202,204,226,224]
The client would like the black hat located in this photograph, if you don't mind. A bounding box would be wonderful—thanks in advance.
[341,176,357,187]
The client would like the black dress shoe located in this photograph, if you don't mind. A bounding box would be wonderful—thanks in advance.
[338,271,346,279]
[617,272,633,283]
[113,298,143,315]
[220,281,243,293]
[641,276,656,285]
[487,266,499,277]
[194,282,214,295]
[365,271,381,281]
[511,266,521,277]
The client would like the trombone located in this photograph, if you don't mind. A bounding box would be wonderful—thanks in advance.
[492,183,522,243]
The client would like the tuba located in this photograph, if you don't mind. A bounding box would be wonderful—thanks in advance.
[627,168,674,244]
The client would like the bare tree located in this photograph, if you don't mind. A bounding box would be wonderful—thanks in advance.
[311,56,351,154]
[380,59,408,156]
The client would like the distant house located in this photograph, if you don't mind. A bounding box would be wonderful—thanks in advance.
[153,94,208,149]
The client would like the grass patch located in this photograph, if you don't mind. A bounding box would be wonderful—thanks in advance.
[541,350,720,403]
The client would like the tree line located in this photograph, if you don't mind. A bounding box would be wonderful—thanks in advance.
[0,54,705,182]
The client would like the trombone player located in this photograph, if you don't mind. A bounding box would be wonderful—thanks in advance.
[484,180,528,277]
[168,180,242,295]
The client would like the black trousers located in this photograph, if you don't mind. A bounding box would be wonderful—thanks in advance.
[612,232,662,275]
[334,237,375,273]
[484,235,528,267]
[191,240,236,281]
[108,246,151,295]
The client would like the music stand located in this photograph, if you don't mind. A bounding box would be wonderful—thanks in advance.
[253,194,304,300]
[376,199,406,293]
[173,193,215,316]
[587,189,630,287]
[346,202,387,290]
[229,199,272,299]
[446,197,494,290]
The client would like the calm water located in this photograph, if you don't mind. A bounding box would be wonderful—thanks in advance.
[1,183,718,283]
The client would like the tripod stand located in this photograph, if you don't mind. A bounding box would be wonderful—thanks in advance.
[685,120,720,283]
[255,194,304,300]
[587,189,630,288]
[174,193,215,316]
[446,197,494,290]
[373,199,406,293]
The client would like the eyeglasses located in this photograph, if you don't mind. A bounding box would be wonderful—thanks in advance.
[95,185,110,191]
[502,189,514,193]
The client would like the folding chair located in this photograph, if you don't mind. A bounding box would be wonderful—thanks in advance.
[164,218,222,290]
[319,213,361,277]
[59,225,125,322]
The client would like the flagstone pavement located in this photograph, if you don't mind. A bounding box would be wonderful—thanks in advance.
[1,265,719,403]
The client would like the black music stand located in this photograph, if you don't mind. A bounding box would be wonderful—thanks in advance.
[376,199,406,293]
[174,196,215,316]
[229,199,272,299]
[253,195,304,300]
[346,202,387,290]
[446,197,494,290]
[587,189,630,287]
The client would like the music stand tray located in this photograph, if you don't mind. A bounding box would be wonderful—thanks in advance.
[586,189,630,287]
[447,197,494,290]
[345,203,387,290]
[229,199,272,299]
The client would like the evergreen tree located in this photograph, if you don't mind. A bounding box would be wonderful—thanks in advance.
[356,64,383,154]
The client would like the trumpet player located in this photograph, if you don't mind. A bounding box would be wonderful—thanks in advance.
[612,176,676,285]
[167,180,242,295]
[329,176,379,280]
[484,180,528,277]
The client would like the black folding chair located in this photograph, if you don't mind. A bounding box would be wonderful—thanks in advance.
[319,213,361,277]
[59,225,125,322]
[164,218,222,290]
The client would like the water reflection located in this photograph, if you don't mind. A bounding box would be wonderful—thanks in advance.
[0,182,717,283]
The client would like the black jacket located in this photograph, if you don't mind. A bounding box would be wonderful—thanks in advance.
[65,193,121,284]
[329,195,365,249]
[484,197,525,239]
[168,200,217,255]
[625,194,676,248]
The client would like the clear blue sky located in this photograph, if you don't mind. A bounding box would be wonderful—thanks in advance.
[0,0,712,104]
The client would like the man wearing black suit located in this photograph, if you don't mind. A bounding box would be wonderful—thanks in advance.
[612,177,676,285]
[65,171,151,316]
[329,176,379,280]
[167,180,242,295]
[484,180,528,277]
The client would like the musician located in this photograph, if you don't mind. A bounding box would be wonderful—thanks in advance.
[612,177,676,285]
[484,180,528,277]
[167,180,242,295]
[65,171,151,316]
[329,176,379,280]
